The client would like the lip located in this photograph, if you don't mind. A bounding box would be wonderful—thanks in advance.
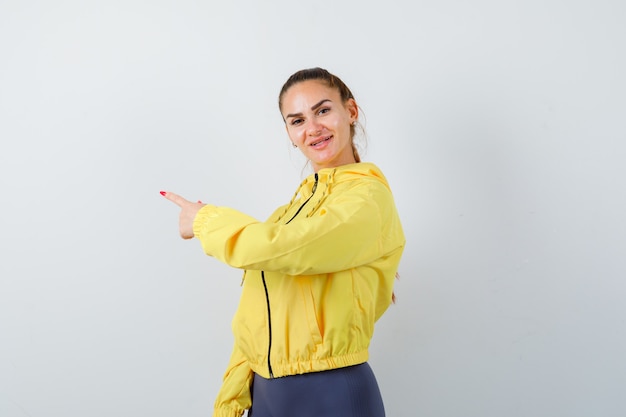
[309,135,333,147]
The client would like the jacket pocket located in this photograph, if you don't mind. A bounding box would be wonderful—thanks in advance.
[298,278,323,348]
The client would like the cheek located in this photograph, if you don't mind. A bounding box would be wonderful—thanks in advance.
[330,117,347,133]
[288,127,305,143]
[333,120,350,139]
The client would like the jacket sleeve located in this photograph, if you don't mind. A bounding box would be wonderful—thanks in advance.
[192,181,402,275]
[213,343,253,417]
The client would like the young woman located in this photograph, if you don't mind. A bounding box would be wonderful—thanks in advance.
[162,68,405,417]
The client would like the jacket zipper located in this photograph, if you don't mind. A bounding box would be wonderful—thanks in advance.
[261,271,274,378]
[261,173,318,379]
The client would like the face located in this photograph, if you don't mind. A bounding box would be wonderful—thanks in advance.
[281,80,358,172]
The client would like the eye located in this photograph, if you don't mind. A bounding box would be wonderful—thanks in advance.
[318,107,330,115]
[290,118,304,126]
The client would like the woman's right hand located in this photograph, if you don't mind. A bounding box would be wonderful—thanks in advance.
[160,191,206,239]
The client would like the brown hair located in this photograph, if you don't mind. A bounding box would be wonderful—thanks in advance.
[279,67,361,162]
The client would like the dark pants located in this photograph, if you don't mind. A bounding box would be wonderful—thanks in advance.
[249,362,385,417]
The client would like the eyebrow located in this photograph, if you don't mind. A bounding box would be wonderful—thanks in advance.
[285,99,332,119]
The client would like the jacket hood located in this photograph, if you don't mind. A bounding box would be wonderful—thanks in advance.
[301,162,390,196]
[276,162,391,223]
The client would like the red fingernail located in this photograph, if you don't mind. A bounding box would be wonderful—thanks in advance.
[160,191,166,196]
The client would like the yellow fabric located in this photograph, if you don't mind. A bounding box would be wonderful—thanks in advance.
[192,162,405,417]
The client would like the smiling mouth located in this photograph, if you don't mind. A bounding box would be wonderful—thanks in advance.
[311,135,332,146]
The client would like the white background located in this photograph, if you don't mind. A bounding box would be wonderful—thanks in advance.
[1,1,625,416]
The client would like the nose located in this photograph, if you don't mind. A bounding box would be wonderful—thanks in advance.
[307,118,322,136]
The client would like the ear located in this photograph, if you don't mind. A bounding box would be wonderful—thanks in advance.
[346,98,359,123]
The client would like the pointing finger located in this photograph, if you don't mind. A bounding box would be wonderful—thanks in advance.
[159,191,191,208]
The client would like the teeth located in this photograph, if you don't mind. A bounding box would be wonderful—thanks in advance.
[312,136,330,146]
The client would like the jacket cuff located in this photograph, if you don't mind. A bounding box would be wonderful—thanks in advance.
[192,204,219,238]
[213,406,246,417]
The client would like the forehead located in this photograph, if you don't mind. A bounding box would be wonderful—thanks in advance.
[281,80,341,110]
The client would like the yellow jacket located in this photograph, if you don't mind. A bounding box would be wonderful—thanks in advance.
[192,162,405,417]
